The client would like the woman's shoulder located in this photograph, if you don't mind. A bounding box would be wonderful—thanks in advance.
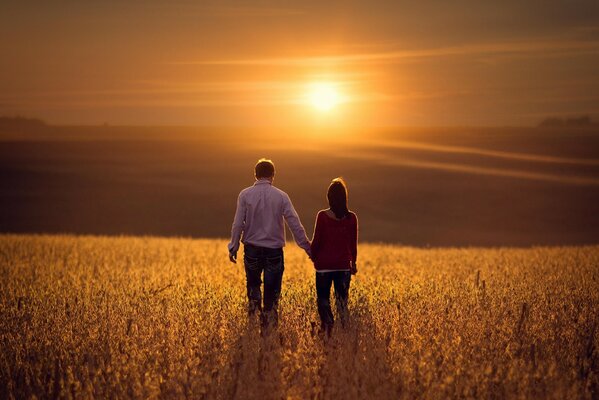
[348,211,358,222]
[316,209,329,219]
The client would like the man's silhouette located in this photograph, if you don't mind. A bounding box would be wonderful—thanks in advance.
[228,159,311,328]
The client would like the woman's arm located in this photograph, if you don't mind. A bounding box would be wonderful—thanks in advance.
[350,213,358,269]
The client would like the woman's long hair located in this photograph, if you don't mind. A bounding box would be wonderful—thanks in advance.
[327,178,349,219]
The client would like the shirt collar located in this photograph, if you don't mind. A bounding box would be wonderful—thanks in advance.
[254,179,272,186]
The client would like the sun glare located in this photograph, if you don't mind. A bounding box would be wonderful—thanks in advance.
[308,83,343,112]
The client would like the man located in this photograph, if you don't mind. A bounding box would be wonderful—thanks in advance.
[228,158,311,328]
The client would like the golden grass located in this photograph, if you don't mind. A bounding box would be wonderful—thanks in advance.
[1,234,598,399]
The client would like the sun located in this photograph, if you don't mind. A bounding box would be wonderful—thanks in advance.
[308,82,342,112]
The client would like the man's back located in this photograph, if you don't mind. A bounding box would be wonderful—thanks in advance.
[228,179,310,254]
[238,180,287,249]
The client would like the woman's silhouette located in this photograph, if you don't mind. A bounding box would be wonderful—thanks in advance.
[310,178,358,336]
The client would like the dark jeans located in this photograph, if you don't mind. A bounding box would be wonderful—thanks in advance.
[316,271,351,331]
[244,244,284,326]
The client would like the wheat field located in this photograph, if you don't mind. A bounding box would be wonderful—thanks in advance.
[0,234,597,399]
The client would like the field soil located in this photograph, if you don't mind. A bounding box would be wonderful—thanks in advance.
[1,126,598,246]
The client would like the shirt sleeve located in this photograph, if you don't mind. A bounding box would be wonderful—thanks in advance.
[282,194,311,255]
[350,213,358,262]
[310,211,324,259]
[227,191,246,254]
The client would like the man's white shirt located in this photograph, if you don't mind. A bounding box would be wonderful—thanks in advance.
[228,179,311,255]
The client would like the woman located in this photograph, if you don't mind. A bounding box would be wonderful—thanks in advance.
[310,178,358,335]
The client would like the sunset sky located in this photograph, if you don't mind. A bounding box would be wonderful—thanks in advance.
[1,1,598,126]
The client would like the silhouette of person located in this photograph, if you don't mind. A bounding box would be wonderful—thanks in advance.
[228,158,311,329]
[310,178,358,336]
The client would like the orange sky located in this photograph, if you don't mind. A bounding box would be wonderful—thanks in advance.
[1,1,599,126]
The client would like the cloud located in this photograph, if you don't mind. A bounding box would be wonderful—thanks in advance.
[190,5,306,18]
[335,149,599,186]
[135,3,306,18]
[82,2,307,18]
[365,139,599,166]
[0,74,391,109]
[253,140,599,185]
[170,38,599,66]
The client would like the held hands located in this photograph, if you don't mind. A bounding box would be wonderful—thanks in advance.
[306,248,312,261]
[350,261,358,275]
[306,241,313,261]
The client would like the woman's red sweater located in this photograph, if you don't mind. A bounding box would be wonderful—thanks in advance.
[310,210,358,271]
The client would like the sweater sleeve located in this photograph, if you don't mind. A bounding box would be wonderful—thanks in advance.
[310,211,324,259]
[350,213,358,262]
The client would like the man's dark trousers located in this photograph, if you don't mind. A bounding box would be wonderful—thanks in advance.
[243,244,284,327]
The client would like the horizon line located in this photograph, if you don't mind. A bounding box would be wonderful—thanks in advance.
[1,232,598,250]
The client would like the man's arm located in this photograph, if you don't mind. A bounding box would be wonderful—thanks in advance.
[310,211,324,260]
[282,194,311,257]
[227,192,246,262]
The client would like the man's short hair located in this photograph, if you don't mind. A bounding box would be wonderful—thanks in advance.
[255,158,275,179]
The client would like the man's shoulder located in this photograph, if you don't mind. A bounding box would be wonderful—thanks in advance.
[237,186,256,200]
[271,185,290,199]
[238,184,288,200]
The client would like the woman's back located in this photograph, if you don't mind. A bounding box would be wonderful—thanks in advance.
[311,209,358,271]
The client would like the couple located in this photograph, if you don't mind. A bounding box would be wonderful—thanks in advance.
[228,158,358,334]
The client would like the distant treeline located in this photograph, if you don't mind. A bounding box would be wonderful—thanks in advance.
[0,116,47,132]
[538,115,596,128]
[2,114,597,131]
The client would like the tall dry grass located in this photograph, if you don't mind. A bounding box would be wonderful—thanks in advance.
[0,234,597,398]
